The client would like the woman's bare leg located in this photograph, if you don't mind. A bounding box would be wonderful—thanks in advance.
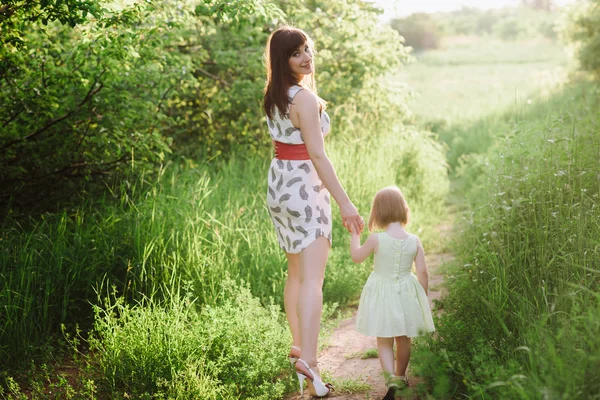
[394,336,411,377]
[284,252,301,349]
[297,236,329,372]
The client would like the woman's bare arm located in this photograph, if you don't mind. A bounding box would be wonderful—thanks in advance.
[292,90,361,232]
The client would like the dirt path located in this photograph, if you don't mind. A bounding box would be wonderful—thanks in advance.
[285,252,453,400]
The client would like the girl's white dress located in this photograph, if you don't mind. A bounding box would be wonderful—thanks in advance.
[356,232,435,338]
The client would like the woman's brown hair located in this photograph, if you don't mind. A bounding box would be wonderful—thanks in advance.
[368,186,411,231]
[263,26,325,120]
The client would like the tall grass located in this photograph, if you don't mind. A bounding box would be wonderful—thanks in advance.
[0,113,449,370]
[413,82,600,398]
[86,280,295,399]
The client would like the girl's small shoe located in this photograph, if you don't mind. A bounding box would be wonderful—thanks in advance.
[383,386,397,400]
[295,358,334,397]
[383,375,408,399]
[288,345,301,365]
[397,375,408,388]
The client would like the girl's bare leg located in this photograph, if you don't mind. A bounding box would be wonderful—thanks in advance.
[297,236,329,372]
[377,337,396,377]
[394,336,411,376]
[284,253,301,350]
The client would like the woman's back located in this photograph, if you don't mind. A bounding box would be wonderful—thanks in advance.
[266,85,330,145]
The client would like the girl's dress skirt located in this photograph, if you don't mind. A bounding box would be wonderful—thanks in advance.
[356,272,435,338]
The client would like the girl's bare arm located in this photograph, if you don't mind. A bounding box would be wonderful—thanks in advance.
[350,231,378,263]
[414,237,429,294]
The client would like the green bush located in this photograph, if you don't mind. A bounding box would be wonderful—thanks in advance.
[390,13,442,51]
[0,0,409,210]
[559,0,600,77]
[492,16,529,40]
[0,0,102,48]
[169,0,411,158]
[88,281,292,399]
[0,1,198,209]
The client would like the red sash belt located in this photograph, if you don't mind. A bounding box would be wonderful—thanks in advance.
[273,141,310,160]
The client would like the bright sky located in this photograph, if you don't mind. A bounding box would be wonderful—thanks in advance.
[373,0,575,19]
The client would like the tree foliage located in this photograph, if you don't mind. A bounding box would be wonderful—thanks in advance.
[405,6,560,43]
[1,1,196,208]
[390,13,442,51]
[0,0,409,211]
[559,0,600,78]
[521,0,555,11]
[0,0,104,48]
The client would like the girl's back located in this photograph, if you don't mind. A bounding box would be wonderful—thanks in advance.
[373,232,417,278]
[355,229,434,338]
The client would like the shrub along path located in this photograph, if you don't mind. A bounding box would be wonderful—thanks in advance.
[285,244,453,400]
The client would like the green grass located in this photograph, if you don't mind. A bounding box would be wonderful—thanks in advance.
[87,281,295,399]
[384,33,600,399]
[0,74,450,399]
[413,81,600,399]
[361,348,379,359]
[395,37,568,120]
[320,371,372,395]
[0,120,449,366]
[391,36,569,168]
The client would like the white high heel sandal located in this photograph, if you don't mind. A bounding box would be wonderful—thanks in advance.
[295,358,334,397]
[289,345,301,365]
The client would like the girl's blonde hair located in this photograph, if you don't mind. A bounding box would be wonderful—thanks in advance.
[368,186,410,231]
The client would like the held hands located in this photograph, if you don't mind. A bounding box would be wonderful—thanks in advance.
[349,224,362,236]
[340,201,364,235]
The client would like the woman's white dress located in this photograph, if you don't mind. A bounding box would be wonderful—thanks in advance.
[266,85,332,254]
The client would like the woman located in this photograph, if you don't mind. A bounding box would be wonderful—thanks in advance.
[263,26,364,397]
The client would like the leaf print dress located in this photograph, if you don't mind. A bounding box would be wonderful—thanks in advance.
[266,85,332,254]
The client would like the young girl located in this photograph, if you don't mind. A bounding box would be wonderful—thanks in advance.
[350,186,435,399]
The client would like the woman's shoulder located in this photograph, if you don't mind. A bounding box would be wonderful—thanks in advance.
[288,84,303,97]
[290,85,317,99]
[291,88,319,109]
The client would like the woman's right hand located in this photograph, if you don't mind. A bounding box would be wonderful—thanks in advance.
[340,201,363,234]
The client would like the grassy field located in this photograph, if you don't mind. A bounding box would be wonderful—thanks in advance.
[0,89,449,397]
[392,36,569,168]
[419,79,600,399]
[395,36,600,398]
[2,28,597,399]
